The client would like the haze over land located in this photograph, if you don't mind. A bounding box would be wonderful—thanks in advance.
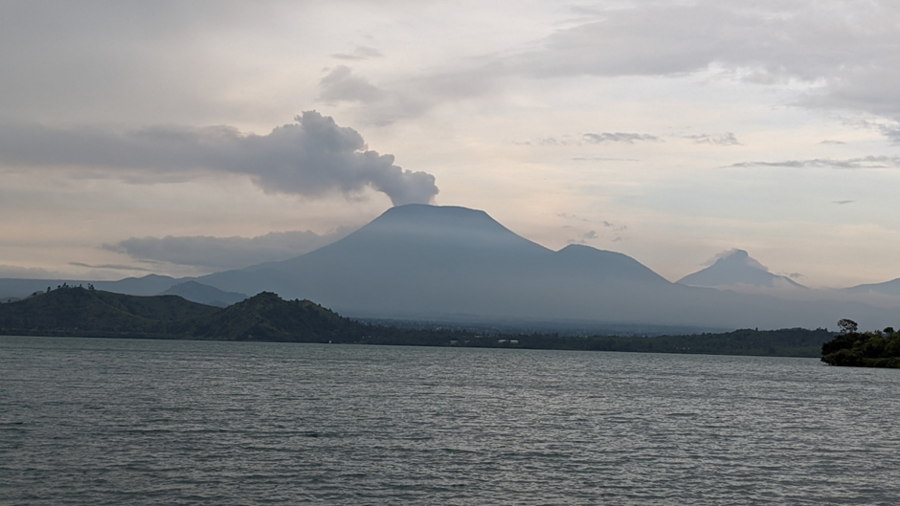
[2,2,900,301]
[3,204,899,332]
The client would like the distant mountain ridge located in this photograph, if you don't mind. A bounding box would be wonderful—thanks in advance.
[0,274,184,300]
[2,204,899,330]
[844,278,900,297]
[0,277,244,307]
[196,204,893,330]
[161,281,247,307]
[197,205,688,323]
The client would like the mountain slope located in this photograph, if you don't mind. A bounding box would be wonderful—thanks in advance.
[196,206,714,326]
[844,278,900,296]
[161,281,247,307]
[0,274,186,300]
[199,205,563,316]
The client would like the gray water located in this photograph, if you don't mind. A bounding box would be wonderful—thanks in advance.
[2,336,899,505]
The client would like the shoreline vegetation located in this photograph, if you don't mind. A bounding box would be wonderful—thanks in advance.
[820,319,900,368]
[1,285,895,366]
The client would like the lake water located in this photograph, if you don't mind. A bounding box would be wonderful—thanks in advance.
[2,336,899,505]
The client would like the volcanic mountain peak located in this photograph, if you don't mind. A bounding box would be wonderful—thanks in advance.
[678,249,805,289]
[322,203,553,259]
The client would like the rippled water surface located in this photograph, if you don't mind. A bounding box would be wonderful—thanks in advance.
[2,336,900,505]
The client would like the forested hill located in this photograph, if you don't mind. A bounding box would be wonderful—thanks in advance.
[171,291,366,341]
[0,285,219,336]
[0,286,361,341]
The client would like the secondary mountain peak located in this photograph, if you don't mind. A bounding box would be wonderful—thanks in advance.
[678,249,805,289]
[554,244,671,284]
[843,277,900,296]
[161,281,247,307]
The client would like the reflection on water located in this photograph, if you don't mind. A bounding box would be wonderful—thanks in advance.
[2,336,899,505]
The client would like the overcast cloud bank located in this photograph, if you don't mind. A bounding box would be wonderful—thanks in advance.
[105,228,353,271]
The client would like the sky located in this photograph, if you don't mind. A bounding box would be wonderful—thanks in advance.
[1,0,899,288]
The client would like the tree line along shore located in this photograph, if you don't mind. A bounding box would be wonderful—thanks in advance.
[1,285,895,367]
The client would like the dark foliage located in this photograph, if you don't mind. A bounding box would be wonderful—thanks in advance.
[172,292,366,342]
[0,286,218,337]
[821,325,900,368]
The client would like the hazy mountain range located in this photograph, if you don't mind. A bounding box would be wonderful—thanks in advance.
[2,204,899,331]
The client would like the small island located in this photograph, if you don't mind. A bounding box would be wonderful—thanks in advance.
[821,319,900,368]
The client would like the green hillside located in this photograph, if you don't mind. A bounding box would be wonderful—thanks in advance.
[174,292,366,341]
[0,286,366,342]
[0,285,219,336]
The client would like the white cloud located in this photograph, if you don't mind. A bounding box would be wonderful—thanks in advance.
[0,264,66,279]
[685,133,740,146]
[727,156,900,170]
[331,46,384,61]
[318,66,386,104]
[583,132,660,144]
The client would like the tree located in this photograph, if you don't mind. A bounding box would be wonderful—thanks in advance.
[838,319,858,334]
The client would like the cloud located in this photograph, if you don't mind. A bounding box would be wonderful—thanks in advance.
[583,132,660,144]
[68,262,154,272]
[518,132,656,148]
[0,111,439,206]
[786,272,805,280]
[601,220,627,242]
[726,155,900,170]
[497,2,900,141]
[0,264,66,279]
[568,230,598,245]
[515,2,895,82]
[704,249,768,271]
[557,212,589,222]
[878,124,900,144]
[318,66,386,104]
[316,65,492,124]
[820,139,846,145]
[566,218,627,244]
[571,157,639,162]
[685,132,740,146]
[104,228,353,270]
[331,46,383,61]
